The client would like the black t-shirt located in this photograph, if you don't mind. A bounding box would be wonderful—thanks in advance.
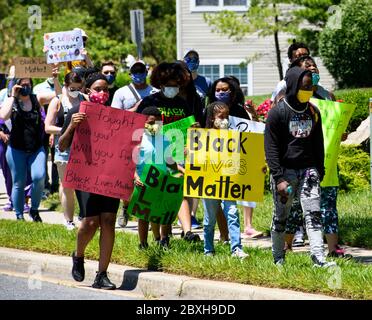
[61,104,79,136]
[56,94,85,129]
[136,92,193,124]
[10,94,44,153]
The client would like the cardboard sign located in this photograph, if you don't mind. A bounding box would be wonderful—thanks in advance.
[184,128,265,202]
[13,57,52,79]
[44,29,84,64]
[310,98,355,187]
[229,116,265,134]
[128,165,184,224]
[64,101,146,200]
[161,115,196,163]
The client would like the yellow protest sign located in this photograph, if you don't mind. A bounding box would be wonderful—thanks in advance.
[184,128,265,202]
[310,98,356,187]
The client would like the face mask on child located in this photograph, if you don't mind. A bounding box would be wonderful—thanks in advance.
[145,123,161,136]
[214,118,229,129]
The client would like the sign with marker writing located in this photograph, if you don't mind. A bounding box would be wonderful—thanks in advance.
[161,115,196,163]
[228,116,265,134]
[310,98,355,187]
[13,57,52,78]
[43,29,84,64]
[64,101,146,200]
[128,165,184,224]
[184,128,265,202]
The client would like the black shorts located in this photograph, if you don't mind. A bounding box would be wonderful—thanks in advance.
[75,190,120,217]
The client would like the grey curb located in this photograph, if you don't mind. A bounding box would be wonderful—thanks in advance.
[0,247,341,300]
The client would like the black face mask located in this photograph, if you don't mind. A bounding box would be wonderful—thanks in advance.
[20,85,32,96]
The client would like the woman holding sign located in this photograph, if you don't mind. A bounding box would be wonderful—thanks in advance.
[45,72,86,230]
[0,71,60,222]
[59,72,119,290]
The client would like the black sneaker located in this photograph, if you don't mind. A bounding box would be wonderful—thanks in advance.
[72,252,85,282]
[29,209,42,222]
[138,242,149,250]
[183,231,200,242]
[159,237,170,249]
[92,271,116,290]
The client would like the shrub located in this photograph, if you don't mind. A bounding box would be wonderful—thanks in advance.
[338,145,370,192]
[334,88,372,132]
[319,0,372,88]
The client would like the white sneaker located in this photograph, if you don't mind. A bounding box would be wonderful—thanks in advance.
[64,220,76,231]
[311,255,337,268]
[232,248,249,259]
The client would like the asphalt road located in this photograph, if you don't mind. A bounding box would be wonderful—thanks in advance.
[0,273,137,300]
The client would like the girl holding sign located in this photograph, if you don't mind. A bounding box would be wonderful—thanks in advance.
[45,72,86,230]
[59,72,119,290]
[202,101,248,259]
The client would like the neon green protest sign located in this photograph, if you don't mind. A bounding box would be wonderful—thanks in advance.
[310,98,355,187]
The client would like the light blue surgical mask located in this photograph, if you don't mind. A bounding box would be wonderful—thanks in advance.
[312,73,320,86]
[131,73,147,84]
[162,86,179,99]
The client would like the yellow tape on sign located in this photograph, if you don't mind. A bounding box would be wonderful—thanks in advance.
[184,128,265,202]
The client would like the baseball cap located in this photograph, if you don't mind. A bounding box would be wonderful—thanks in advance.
[74,28,88,39]
[183,49,199,59]
[129,60,146,72]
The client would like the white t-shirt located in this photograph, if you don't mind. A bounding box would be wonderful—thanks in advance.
[111,84,157,110]
[271,80,332,101]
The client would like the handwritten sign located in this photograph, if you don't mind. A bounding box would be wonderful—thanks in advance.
[310,98,355,187]
[63,101,146,200]
[161,115,196,163]
[44,29,84,64]
[184,128,265,202]
[229,116,265,134]
[128,165,184,224]
[13,57,52,79]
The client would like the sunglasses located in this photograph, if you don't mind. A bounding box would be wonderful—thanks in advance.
[103,71,116,75]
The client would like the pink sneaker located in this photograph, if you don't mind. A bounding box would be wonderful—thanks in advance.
[244,228,263,238]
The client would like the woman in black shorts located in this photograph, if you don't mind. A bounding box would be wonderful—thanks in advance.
[58,72,120,290]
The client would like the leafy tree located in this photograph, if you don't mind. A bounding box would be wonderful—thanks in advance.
[319,0,372,88]
[0,0,176,71]
[204,0,302,80]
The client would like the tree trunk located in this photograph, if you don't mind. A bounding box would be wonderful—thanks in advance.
[274,10,284,80]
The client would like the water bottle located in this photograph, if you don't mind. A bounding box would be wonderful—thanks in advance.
[280,185,293,204]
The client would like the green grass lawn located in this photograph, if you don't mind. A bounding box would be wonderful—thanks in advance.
[43,190,372,249]
[0,219,371,299]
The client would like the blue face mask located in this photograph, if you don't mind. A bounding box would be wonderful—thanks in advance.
[215,91,230,104]
[20,85,32,96]
[312,73,320,86]
[105,74,116,85]
[184,57,199,72]
[131,73,147,84]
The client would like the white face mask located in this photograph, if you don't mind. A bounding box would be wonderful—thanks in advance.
[68,90,80,99]
[214,118,229,129]
[145,123,161,136]
[162,86,179,99]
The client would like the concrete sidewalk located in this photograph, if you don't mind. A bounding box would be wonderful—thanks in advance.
[0,247,341,300]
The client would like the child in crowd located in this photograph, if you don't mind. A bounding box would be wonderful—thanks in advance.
[134,107,187,249]
[201,101,248,259]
